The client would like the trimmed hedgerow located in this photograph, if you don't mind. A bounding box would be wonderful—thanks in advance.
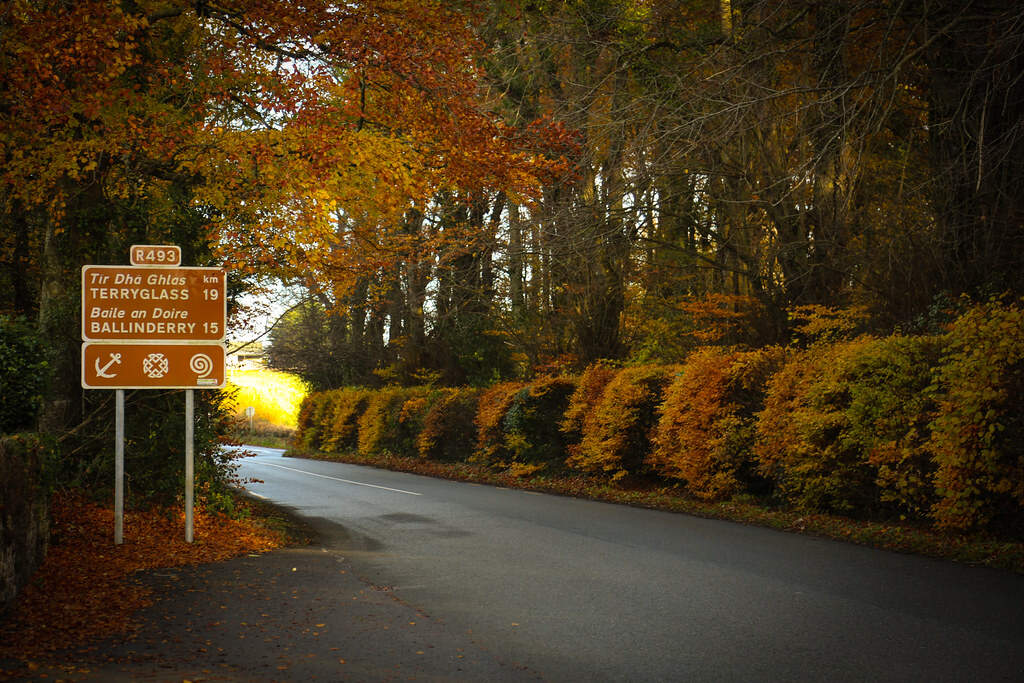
[286,300,1024,539]
[357,387,431,458]
[649,347,785,501]
[927,297,1024,532]
[473,381,527,465]
[322,387,371,453]
[417,388,481,462]
[500,377,577,474]
[566,365,677,481]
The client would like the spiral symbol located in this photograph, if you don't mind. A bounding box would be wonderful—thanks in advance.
[189,353,214,378]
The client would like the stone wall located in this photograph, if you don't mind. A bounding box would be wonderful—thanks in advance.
[0,435,51,615]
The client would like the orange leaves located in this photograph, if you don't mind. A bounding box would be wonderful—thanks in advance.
[560,362,619,444]
[0,491,286,661]
[2,2,168,215]
[612,351,773,497]
[3,0,565,300]
[649,349,744,499]
[474,382,528,464]
[417,388,481,462]
[565,365,676,481]
[357,387,430,457]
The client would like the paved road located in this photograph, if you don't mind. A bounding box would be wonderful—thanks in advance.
[236,446,1024,682]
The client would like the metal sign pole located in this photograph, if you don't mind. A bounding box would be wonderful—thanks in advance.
[185,389,194,543]
[115,389,124,545]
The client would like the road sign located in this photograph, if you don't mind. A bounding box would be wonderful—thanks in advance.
[82,342,226,389]
[130,244,182,266]
[82,265,226,341]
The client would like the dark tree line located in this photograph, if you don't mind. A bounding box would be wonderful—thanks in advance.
[269,0,1024,389]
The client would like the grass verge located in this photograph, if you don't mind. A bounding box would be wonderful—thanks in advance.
[288,448,1024,574]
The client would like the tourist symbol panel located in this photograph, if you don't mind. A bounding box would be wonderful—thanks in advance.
[82,343,226,389]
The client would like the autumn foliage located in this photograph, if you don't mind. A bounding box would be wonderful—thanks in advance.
[416,388,481,462]
[564,365,677,481]
[357,387,430,457]
[650,347,785,501]
[926,297,1024,531]
[474,377,576,475]
[473,381,528,465]
[292,299,1024,537]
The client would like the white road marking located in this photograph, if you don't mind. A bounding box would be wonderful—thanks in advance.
[256,461,422,496]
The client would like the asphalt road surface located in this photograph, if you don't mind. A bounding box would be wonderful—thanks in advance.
[235,446,1024,682]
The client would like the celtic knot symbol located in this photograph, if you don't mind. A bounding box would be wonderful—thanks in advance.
[142,353,169,378]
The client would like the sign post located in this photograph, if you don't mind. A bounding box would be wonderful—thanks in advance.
[185,390,194,544]
[82,246,226,544]
[115,389,124,545]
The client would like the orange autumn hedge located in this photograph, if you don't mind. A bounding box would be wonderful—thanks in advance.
[650,347,785,501]
[291,297,1024,536]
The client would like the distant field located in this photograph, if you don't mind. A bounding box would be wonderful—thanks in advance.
[226,367,309,430]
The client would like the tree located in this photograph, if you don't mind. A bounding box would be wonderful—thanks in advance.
[2,1,558,395]
[0,1,563,497]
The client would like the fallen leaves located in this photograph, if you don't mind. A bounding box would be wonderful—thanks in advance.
[0,490,287,663]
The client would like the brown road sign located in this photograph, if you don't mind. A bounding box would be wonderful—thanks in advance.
[82,343,226,389]
[82,265,226,341]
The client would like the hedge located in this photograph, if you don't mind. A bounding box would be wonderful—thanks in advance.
[289,298,1024,537]
[650,347,784,501]
[927,297,1024,532]
[564,365,677,480]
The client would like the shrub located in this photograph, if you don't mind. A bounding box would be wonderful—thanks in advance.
[357,387,428,458]
[755,335,944,517]
[927,297,1024,532]
[396,390,438,452]
[755,339,879,514]
[649,347,785,501]
[418,388,481,462]
[850,335,943,519]
[0,317,48,435]
[567,365,676,480]
[293,393,319,445]
[293,392,330,452]
[560,362,619,447]
[323,387,371,453]
[473,381,527,464]
[500,377,577,472]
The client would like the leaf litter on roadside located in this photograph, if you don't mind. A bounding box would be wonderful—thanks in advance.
[0,490,287,666]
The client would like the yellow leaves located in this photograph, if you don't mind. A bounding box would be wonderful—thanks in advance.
[566,365,676,479]
[928,296,1024,530]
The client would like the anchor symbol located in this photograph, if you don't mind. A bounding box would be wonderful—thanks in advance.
[95,353,122,378]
